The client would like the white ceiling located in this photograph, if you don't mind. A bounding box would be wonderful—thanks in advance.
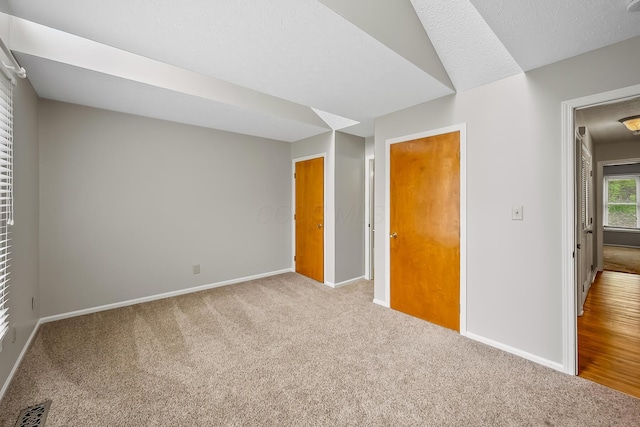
[1,0,640,142]
[470,0,640,71]
[410,0,521,92]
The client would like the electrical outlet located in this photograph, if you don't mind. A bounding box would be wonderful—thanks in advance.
[193,264,200,275]
[512,206,524,221]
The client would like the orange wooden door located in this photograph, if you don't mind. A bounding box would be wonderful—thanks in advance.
[295,157,324,282]
[390,131,460,331]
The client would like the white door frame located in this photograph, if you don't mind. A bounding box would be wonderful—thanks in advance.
[292,153,328,284]
[561,83,640,375]
[385,123,467,335]
[364,155,374,280]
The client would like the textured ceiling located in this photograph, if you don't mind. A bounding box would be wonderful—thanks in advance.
[1,0,639,142]
[470,0,640,71]
[410,0,521,92]
[578,97,640,145]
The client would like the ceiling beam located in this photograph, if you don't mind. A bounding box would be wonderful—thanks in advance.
[319,0,454,90]
[5,14,329,131]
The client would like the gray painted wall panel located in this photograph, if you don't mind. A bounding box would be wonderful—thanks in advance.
[38,101,292,317]
[335,132,365,283]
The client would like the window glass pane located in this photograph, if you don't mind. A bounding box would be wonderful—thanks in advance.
[607,178,636,203]
[607,204,637,228]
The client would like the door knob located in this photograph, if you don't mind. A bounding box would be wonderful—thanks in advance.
[587,230,593,234]
[317,224,323,229]
[390,232,397,238]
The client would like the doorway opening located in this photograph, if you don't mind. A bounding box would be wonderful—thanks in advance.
[562,85,640,398]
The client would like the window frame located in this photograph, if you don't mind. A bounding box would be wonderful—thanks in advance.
[603,174,640,229]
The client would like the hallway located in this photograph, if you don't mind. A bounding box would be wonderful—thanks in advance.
[578,270,640,398]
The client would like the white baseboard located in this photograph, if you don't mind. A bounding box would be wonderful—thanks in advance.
[325,276,365,289]
[373,298,390,308]
[40,268,293,324]
[465,331,564,373]
[0,318,42,402]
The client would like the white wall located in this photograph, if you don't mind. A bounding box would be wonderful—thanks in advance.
[335,131,365,283]
[39,100,292,317]
[374,35,640,366]
[0,77,39,391]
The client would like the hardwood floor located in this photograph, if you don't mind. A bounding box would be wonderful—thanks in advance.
[578,270,640,398]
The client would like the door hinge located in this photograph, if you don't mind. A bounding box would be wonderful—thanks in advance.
[294,214,296,220]
[591,264,594,272]
[572,251,575,258]
[294,173,296,179]
[582,284,585,292]
[294,255,296,261]
[577,244,581,249]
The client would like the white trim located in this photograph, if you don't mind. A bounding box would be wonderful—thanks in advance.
[603,243,640,248]
[603,174,640,229]
[384,124,468,335]
[325,275,365,289]
[373,298,390,308]
[0,318,41,402]
[603,227,640,234]
[291,153,328,283]
[364,155,375,280]
[40,268,293,324]
[561,83,640,375]
[466,331,564,372]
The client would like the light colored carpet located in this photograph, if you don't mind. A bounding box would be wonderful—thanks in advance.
[0,272,639,426]
[603,245,640,275]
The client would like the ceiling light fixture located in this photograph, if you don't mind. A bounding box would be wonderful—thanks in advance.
[619,115,640,135]
[628,0,640,12]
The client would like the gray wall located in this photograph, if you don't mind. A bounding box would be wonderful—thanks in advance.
[603,163,640,176]
[0,78,39,391]
[602,162,640,247]
[291,131,332,160]
[335,132,365,283]
[374,35,640,365]
[365,136,374,157]
[39,100,292,317]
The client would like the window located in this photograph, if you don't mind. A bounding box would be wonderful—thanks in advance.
[603,175,640,229]
[0,70,13,343]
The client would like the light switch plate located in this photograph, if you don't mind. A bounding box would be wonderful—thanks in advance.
[512,206,523,221]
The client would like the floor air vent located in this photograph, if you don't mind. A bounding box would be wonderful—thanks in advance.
[14,401,51,427]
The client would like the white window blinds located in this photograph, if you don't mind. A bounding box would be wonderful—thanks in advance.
[0,71,13,343]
